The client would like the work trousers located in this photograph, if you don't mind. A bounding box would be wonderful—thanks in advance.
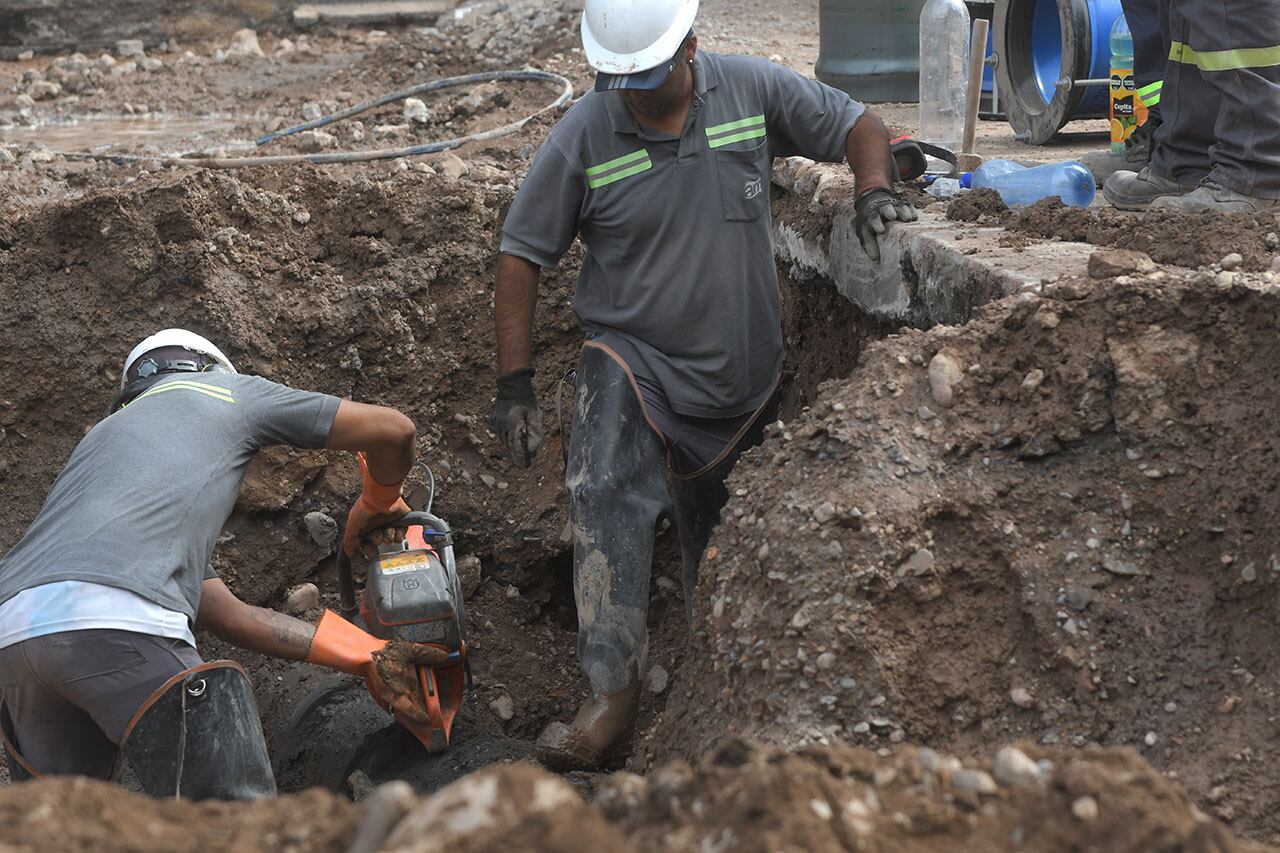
[1121,0,1170,123]
[0,629,202,778]
[567,344,780,695]
[1149,0,1280,197]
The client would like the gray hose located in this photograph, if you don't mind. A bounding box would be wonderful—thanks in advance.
[51,68,574,169]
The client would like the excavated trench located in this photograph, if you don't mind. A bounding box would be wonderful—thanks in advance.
[0,162,890,799]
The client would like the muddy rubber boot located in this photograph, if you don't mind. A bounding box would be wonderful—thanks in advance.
[1102,166,1196,211]
[1149,179,1280,214]
[535,679,641,771]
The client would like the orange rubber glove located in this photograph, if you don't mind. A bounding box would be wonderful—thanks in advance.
[343,452,411,557]
[306,610,448,726]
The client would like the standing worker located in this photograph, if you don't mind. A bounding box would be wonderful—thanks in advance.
[489,0,916,770]
[1104,0,1280,211]
[0,329,445,798]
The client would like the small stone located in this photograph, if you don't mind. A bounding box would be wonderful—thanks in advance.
[813,501,836,524]
[1021,368,1045,390]
[1102,557,1141,577]
[17,50,34,61]
[1220,252,1244,271]
[116,39,146,58]
[993,747,1042,788]
[1164,702,1177,713]
[646,664,669,694]
[275,38,296,55]
[301,102,324,121]
[140,56,163,73]
[898,548,935,577]
[98,53,117,68]
[489,695,514,721]
[1063,586,1093,611]
[0,148,15,165]
[110,61,137,77]
[816,652,836,671]
[1219,695,1240,714]
[952,769,997,795]
[303,511,337,548]
[928,352,963,408]
[916,748,942,774]
[373,124,405,139]
[756,542,771,562]
[14,94,36,110]
[293,4,320,26]
[403,98,429,124]
[227,28,266,59]
[1009,687,1035,709]
[1144,731,1158,747]
[852,722,871,735]
[1088,248,1156,279]
[435,151,470,180]
[292,209,311,225]
[27,80,61,101]
[293,130,336,152]
[1216,271,1237,287]
[284,582,320,615]
[479,473,497,488]
[1072,795,1099,822]
[1272,256,1280,273]
[1241,563,1257,583]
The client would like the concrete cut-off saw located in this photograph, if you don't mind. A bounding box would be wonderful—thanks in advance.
[276,464,472,789]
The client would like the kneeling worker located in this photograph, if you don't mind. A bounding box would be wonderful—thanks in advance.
[0,329,441,799]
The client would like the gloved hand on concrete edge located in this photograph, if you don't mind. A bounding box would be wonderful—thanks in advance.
[489,367,544,468]
[854,187,918,263]
[342,452,411,557]
[306,610,449,725]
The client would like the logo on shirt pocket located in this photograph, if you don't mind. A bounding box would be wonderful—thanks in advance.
[744,177,763,199]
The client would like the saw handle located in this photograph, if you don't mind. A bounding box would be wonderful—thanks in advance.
[335,511,454,619]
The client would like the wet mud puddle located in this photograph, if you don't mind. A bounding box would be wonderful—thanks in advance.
[0,113,250,156]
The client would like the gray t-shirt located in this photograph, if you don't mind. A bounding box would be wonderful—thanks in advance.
[0,373,340,623]
[501,52,864,418]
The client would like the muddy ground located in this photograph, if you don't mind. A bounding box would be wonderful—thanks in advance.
[3,0,1280,850]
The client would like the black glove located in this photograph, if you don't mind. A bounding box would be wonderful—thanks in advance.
[854,188,919,263]
[489,368,544,468]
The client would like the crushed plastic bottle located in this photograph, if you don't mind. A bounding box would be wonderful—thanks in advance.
[926,177,967,199]
[970,160,1096,207]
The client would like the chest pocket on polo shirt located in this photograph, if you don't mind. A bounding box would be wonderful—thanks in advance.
[707,114,768,222]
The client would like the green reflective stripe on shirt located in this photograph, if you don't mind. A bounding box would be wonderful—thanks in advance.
[708,126,767,149]
[584,149,652,189]
[706,114,766,137]
[1169,40,1280,71]
[585,149,649,178]
[136,381,236,404]
[1138,80,1161,106]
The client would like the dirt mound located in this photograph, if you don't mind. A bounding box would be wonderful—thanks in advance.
[1007,199,1279,271]
[0,776,355,852]
[650,270,1280,842]
[3,741,1263,852]
[944,187,1009,224]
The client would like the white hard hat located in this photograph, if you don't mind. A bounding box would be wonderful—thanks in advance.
[582,0,699,84]
[121,328,237,388]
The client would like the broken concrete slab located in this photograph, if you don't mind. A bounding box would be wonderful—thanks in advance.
[771,158,1094,327]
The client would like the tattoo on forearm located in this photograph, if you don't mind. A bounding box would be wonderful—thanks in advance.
[248,607,317,659]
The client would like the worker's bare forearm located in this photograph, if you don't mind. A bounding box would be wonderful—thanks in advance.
[197,578,318,661]
[845,110,895,195]
[495,253,540,374]
[325,399,416,486]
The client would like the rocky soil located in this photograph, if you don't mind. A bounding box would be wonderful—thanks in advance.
[2,1,1280,851]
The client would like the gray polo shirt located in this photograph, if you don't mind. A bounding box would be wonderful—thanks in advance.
[501,51,864,418]
[0,373,340,623]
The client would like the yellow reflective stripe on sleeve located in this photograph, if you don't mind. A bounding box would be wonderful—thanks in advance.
[1137,80,1162,106]
[585,149,652,189]
[136,380,236,404]
[1169,40,1280,72]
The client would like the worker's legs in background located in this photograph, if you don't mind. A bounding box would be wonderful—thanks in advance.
[1151,0,1280,211]
[1122,0,1171,158]
[538,344,670,771]
[0,629,201,778]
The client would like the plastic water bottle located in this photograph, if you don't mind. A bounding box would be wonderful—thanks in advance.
[1109,15,1136,153]
[968,159,1023,186]
[926,177,967,199]
[970,161,1096,207]
[918,0,970,163]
